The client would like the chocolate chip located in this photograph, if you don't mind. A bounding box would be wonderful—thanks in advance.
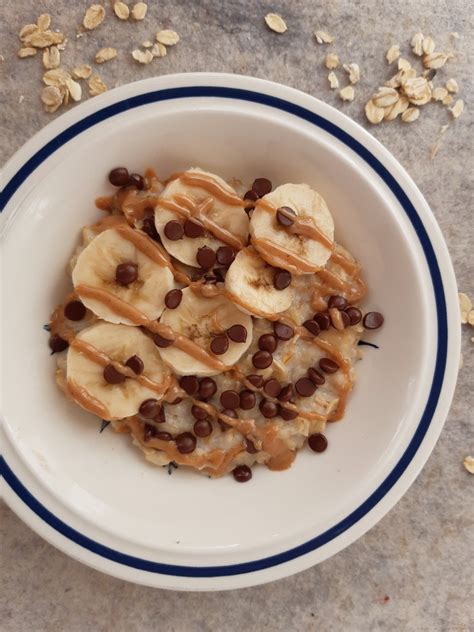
[345,306,362,325]
[425,68,437,81]
[340,310,351,328]
[216,246,235,267]
[175,432,197,454]
[179,375,199,396]
[108,167,129,187]
[363,311,384,329]
[295,377,316,397]
[233,464,252,482]
[278,384,294,402]
[210,334,229,355]
[246,374,264,388]
[49,334,68,353]
[156,431,172,441]
[245,438,259,454]
[264,378,281,398]
[218,420,230,432]
[164,220,184,241]
[319,358,340,373]
[143,423,157,442]
[154,406,166,423]
[276,206,296,227]
[115,261,138,286]
[259,398,279,418]
[191,404,208,420]
[252,350,273,369]
[328,295,348,310]
[243,190,258,210]
[227,324,247,343]
[139,398,161,418]
[308,367,325,386]
[308,432,328,453]
[303,319,321,336]
[251,177,272,197]
[220,390,240,409]
[279,406,298,420]
[128,173,145,190]
[313,312,331,331]
[198,377,217,399]
[193,418,213,437]
[273,321,294,340]
[153,333,173,348]
[64,300,86,321]
[239,389,256,410]
[183,218,205,238]
[103,364,125,384]
[125,355,144,374]
[141,217,159,241]
[273,268,292,290]
[258,333,277,353]
[196,246,216,269]
[220,408,237,418]
[164,289,183,309]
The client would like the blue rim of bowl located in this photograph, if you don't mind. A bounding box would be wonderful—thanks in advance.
[0,85,447,578]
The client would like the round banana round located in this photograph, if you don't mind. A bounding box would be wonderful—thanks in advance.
[158,287,253,376]
[154,167,249,267]
[249,183,335,274]
[66,322,171,420]
[225,247,293,318]
[72,227,174,324]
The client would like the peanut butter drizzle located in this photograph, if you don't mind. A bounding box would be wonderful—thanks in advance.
[74,284,229,372]
[179,172,246,207]
[258,425,296,471]
[122,190,161,222]
[257,199,334,250]
[90,215,128,233]
[313,337,351,421]
[252,237,321,273]
[67,379,111,419]
[114,223,171,268]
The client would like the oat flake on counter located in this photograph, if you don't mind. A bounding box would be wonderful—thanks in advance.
[156,30,180,46]
[83,5,106,30]
[131,2,148,21]
[264,13,287,34]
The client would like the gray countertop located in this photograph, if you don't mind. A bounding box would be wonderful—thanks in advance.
[1,1,473,630]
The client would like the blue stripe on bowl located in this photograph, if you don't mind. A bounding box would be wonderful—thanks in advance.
[0,86,447,577]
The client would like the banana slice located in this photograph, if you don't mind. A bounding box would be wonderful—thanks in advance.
[72,226,174,324]
[158,287,253,376]
[225,247,293,318]
[66,322,171,420]
[250,183,335,274]
[154,167,249,267]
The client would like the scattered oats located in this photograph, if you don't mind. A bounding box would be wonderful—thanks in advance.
[57,40,67,52]
[325,53,340,69]
[314,30,334,44]
[151,43,167,58]
[114,1,130,20]
[411,32,424,56]
[423,52,450,70]
[37,13,51,31]
[17,47,37,58]
[131,2,148,20]
[384,95,409,121]
[142,40,153,48]
[72,64,92,79]
[95,47,117,63]
[463,456,474,475]
[328,71,339,89]
[446,78,459,93]
[41,85,63,112]
[386,44,400,64]
[19,94,25,104]
[42,46,60,69]
[402,76,432,105]
[401,107,420,123]
[432,86,448,101]
[343,63,360,84]
[156,29,180,45]
[398,58,412,71]
[451,32,460,39]
[373,86,399,108]
[66,78,82,102]
[365,99,385,124]
[25,30,64,48]
[459,293,472,324]
[88,74,108,95]
[264,13,287,33]
[386,67,415,89]
[450,99,464,119]
[442,93,454,106]
[422,36,435,55]
[423,68,437,81]
[83,5,106,30]
[43,68,71,86]
[339,85,355,102]
[132,48,154,64]
[19,24,39,41]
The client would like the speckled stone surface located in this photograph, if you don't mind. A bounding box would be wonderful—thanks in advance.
[1,1,473,630]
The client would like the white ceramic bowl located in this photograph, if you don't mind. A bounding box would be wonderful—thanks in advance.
[0,74,460,591]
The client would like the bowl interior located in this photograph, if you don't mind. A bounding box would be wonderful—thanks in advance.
[1,96,436,565]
